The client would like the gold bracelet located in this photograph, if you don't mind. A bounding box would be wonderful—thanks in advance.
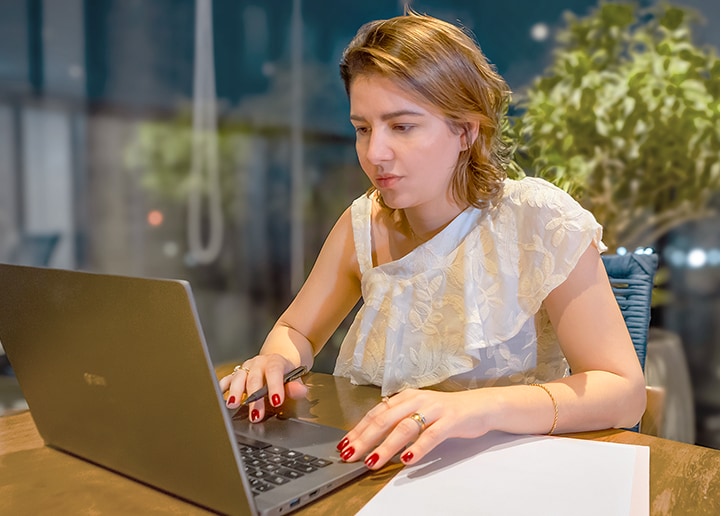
[530,383,558,435]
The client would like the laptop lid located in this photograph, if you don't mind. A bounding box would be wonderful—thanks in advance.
[0,264,362,515]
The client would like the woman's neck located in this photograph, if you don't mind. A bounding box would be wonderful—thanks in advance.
[401,202,466,243]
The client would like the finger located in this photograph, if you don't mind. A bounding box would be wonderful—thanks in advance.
[244,367,269,422]
[339,400,392,452]
[398,419,449,466]
[263,362,289,409]
[224,368,251,408]
[218,374,233,393]
[363,414,430,469]
[339,396,418,463]
[336,401,387,462]
[353,391,421,438]
[219,367,246,390]
[285,379,308,399]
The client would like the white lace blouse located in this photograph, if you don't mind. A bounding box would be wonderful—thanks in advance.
[333,177,606,396]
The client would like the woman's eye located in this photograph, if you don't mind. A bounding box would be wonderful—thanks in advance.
[354,126,369,135]
[393,124,413,133]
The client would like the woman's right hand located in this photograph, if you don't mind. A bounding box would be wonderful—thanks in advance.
[218,354,308,422]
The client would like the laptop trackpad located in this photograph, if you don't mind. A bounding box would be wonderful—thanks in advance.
[233,416,346,455]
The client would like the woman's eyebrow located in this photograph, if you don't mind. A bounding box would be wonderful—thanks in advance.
[350,110,425,122]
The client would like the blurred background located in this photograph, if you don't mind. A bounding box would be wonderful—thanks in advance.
[0,0,718,449]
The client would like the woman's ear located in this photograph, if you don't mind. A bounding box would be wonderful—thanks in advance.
[460,121,480,150]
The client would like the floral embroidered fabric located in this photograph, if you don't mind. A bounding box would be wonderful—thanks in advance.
[333,177,606,396]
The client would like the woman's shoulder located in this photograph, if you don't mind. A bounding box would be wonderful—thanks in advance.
[351,192,373,208]
[350,192,400,233]
[493,176,605,252]
[501,177,581,209]
[497,177,598,229]
[350,192,377,222]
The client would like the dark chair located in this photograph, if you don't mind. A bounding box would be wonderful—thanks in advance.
[601,253,658,372]
[601,252,659,432]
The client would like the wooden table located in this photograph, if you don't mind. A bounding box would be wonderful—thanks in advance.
[1,371,718,515]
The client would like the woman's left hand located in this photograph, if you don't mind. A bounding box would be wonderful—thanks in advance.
[336,388,492,469]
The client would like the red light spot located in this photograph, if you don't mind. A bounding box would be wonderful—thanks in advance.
[147,210,163,227]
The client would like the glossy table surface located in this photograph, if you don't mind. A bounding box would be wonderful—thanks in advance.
[1,370,718,515]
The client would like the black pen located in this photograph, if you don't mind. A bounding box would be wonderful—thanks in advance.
[240,365,308,406]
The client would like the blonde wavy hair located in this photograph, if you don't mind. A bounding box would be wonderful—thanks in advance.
[340,12,512,209]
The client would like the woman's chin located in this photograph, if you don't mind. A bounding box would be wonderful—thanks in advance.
[377,193,405,210]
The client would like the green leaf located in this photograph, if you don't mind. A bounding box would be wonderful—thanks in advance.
[659,7,687,31]
[511,1,719,252]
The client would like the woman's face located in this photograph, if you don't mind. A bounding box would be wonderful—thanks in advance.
[349,75,466,214]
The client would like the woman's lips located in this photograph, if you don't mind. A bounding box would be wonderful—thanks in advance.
[375,175,401,189]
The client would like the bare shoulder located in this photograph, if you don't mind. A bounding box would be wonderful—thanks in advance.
[315,205,360,280]
[327,205,355,245]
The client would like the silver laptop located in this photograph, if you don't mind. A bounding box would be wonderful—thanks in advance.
[0,263,367,515]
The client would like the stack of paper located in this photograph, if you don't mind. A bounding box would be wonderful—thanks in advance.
[358,431,649,515]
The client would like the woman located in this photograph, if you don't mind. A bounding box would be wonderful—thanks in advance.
[220,12,646,470]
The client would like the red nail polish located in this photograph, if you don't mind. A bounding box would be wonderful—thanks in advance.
[251,409,260,422]
[271,394,281,406]
[340,446,355,461]
[227,395,236,405]
[401,451,414,463]
[336,437,349,451]
[364,453,379,468]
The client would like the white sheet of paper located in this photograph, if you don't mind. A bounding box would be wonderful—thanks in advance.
[357,431,649,516]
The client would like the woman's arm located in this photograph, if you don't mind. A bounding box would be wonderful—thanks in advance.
[528,243,647,430]
[339,244,647,468]
[475,244,647,435]
[220,207,362,415]
[261,207,362,363]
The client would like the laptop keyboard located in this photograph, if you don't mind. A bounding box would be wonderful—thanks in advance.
[238,438,334,495]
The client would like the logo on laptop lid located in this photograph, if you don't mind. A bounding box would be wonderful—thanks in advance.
[83,372,107,387]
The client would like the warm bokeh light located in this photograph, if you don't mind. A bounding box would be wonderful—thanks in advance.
[147,210,164,227]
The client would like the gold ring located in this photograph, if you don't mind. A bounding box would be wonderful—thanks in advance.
[409,412,426,433]
[232,364,251,375]
[381,396,390,405]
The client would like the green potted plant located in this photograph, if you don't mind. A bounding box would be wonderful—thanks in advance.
[508,1,719,253]
[507,0,719,444]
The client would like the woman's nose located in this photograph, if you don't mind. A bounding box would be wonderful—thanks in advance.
[364,130,394,164]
